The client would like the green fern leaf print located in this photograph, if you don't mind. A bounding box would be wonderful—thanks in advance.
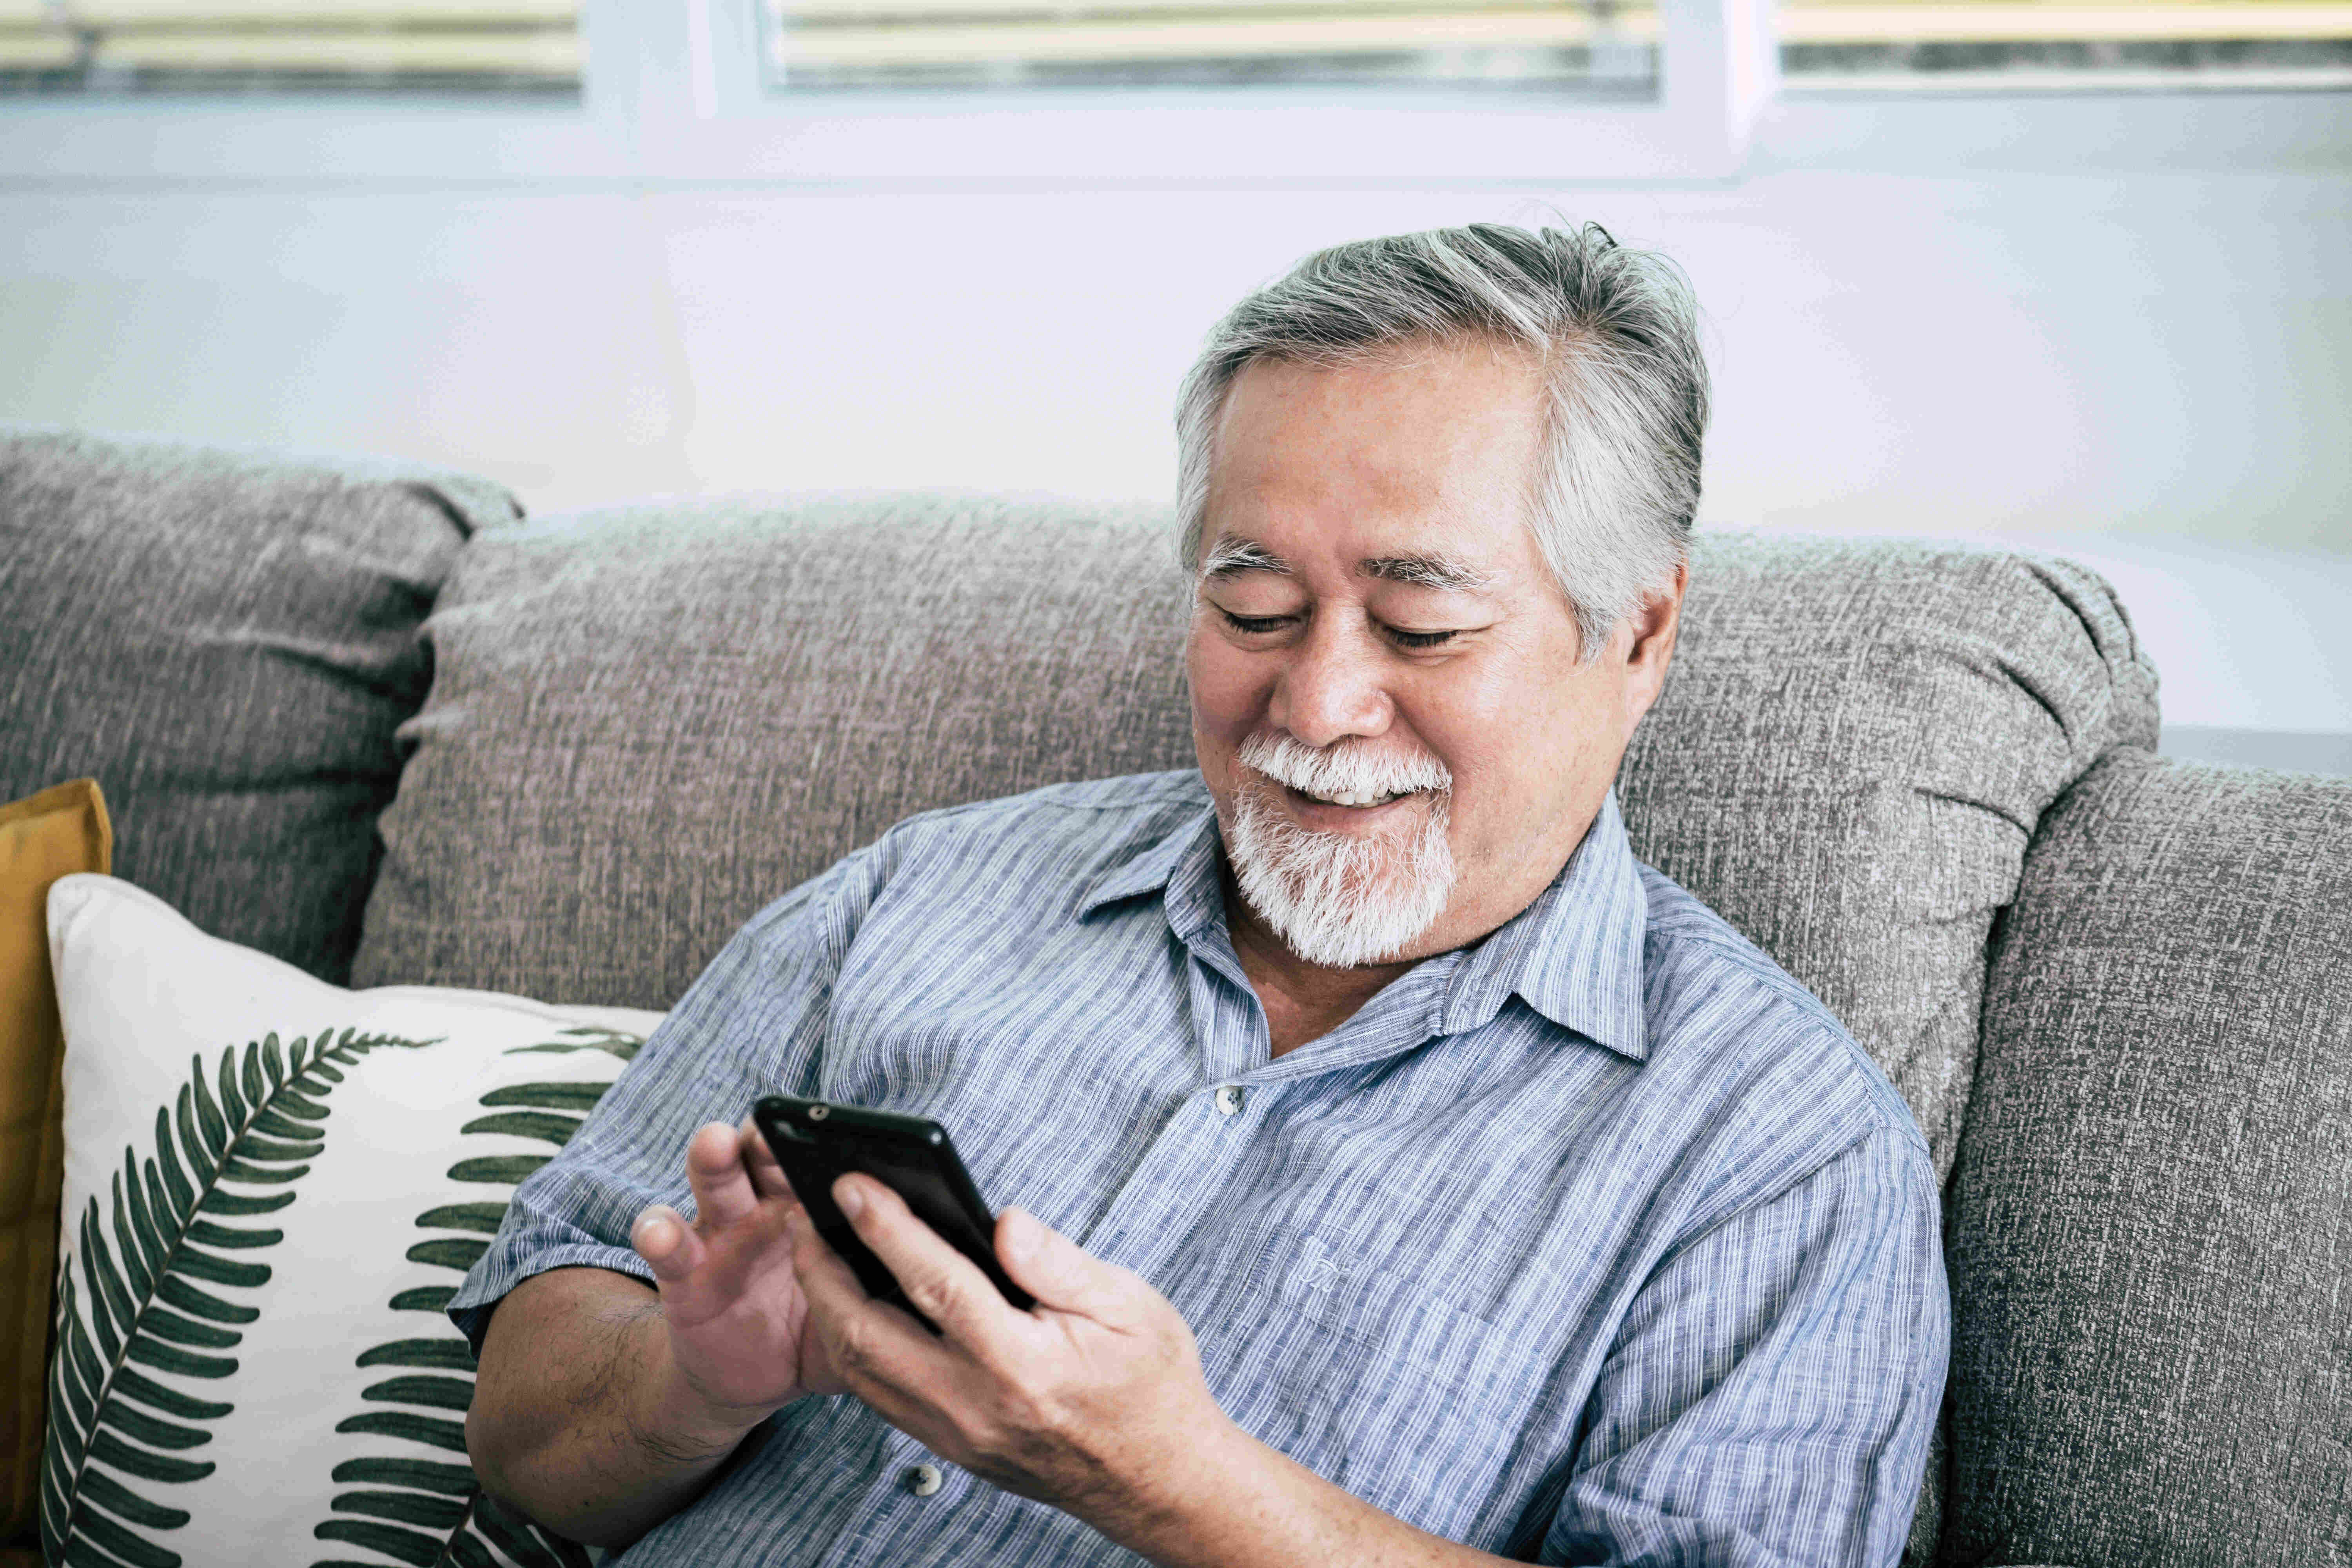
[501,1026,641,1064]
[40,1027,424,1568]
[311,1027,645,1568]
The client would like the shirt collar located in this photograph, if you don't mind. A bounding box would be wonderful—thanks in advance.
[1079,784,1649,1062]
[1438,791,1649,1061]
[1078,803,1227,947]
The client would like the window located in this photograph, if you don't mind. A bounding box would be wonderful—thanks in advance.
[760,0,1660,96]
[1777,0,2352,89]
[0,0,580,95]
[749,0,2352,97]
[4,0,2335,184]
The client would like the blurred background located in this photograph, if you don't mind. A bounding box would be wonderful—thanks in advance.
[0,0,2346,770]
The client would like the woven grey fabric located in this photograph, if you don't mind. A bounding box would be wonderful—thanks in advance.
[1620,537,2157,1181]
[1941,753,2352,1568]
[0,423,514,981]
[353,496,1199,1004]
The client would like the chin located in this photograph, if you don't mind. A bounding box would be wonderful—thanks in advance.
[1227,779,1459,969]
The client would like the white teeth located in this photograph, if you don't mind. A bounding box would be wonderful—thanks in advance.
[1304,789,1397,808]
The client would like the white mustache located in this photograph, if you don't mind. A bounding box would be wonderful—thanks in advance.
[1236,732,1452,802]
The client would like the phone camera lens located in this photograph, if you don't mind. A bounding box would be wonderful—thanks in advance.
[808,1104,830,1121]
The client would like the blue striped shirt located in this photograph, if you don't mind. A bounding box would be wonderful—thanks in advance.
[451,770,1947,1567]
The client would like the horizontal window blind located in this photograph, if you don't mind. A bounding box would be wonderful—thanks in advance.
[0,0,580,91]
[1787,0,2352,42]
[1782,0,2352,84]
[0,0,2342,95]
[762,0,1662,91]
[764,0,2352,90]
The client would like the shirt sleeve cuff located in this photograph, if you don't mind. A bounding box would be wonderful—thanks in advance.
[446,1239,659,1356]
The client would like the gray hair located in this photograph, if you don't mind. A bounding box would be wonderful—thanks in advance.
[1174,222,1708,659]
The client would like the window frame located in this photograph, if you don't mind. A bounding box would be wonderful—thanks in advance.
[0,0,1778,181]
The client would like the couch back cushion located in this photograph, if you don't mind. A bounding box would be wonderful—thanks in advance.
[1942,752,2352,1568]
[352,495,1194,1003]
[353,499,2155,1186]
[0,425,515,982]
[1621,537,2154,1179]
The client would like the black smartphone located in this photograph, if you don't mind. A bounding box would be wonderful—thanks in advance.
[750,1094,1034,1325]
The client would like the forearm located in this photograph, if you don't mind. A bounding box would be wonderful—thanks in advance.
[465,1267,776,1549]
[1107,1419,1514,1568]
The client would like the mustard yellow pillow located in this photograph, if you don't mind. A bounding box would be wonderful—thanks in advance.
[0,780,109,1546]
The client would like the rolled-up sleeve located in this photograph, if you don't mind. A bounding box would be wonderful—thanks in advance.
[447,847,884,1354]
[1542,1126,1949,1568]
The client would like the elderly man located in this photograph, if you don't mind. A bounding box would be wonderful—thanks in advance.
[457,222,1946,1566]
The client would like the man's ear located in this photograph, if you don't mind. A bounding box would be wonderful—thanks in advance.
[1621,559,1688,731]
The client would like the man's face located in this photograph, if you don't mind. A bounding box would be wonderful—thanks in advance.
[1187,337,1683,969]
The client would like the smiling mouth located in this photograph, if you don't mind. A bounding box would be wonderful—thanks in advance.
[1284,784,1413,810]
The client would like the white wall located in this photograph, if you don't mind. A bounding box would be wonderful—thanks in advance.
[2,89,2348,737]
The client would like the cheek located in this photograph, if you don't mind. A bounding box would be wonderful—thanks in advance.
[1389,661,1521,776]
[1186,630,1278,793]
[1399,660,1619,820]
[1186,632,1275,740]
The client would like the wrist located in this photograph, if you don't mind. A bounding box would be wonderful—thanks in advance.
[639,1317,786,1462]
[1092,1407,1267,1568]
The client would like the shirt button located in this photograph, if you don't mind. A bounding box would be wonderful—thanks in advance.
[1214,1084,1245,1117]
[905,1463,943,1497]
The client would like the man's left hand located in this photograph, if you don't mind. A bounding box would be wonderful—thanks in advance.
[786,1173,1234,1539]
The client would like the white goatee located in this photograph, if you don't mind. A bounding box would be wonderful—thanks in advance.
[1225,732,1456,969]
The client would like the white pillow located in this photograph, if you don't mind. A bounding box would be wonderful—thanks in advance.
[40,874,665,1568]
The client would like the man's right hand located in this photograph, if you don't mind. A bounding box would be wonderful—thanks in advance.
[631,1118,843,1421]
[468,1117,837,1548]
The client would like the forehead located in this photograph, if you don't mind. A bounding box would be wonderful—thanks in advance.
[1204,339,1548,573]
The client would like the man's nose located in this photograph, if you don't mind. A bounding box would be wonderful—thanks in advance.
[1269,615,1392,748]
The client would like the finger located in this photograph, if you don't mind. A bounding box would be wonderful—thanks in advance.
[834,1174,1017,1352]
[787,1207,956,1399]
[737,1117,800,1205]
[786,1202,871,1312]
[631,1204,706,1285]
[995,1207,1128,1319]
[683,1120,762,1229]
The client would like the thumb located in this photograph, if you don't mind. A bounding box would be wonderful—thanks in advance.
[996,1208,1124,1316]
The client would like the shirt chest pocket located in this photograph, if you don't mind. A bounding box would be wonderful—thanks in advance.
[1203,1232,1547,1546]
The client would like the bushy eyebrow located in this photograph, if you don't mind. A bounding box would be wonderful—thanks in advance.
[1200,537,1292,580]
[1358,553,1494,593]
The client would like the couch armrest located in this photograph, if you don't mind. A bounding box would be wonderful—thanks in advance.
[1943,751,2352,1568]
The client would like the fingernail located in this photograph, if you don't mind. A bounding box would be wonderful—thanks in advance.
[1002,1208,1040,1260]
[834,1176,866,1220]
[632,1212,673,1256]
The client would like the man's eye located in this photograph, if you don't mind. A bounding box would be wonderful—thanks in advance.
[1220,611,1294,636]
[1387,627,1457,650]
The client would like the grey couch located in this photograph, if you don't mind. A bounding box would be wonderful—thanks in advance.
[4,423,2345,1568]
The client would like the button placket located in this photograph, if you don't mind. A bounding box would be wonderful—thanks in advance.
[1077,949,1269,1283]
[1081,1083,1263,1282]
